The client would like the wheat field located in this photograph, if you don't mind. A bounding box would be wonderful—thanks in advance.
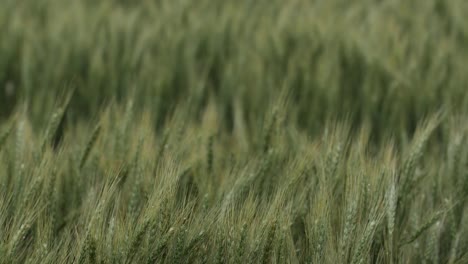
[0,0,467,263]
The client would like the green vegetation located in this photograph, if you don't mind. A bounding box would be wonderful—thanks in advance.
[1,0,467,263]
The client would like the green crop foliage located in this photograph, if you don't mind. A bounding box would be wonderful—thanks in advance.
[0,0,467,263]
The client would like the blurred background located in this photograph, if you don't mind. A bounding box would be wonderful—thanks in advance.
[1,0,467,139]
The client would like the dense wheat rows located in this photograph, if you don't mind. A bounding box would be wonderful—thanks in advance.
[0,0,467,263]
